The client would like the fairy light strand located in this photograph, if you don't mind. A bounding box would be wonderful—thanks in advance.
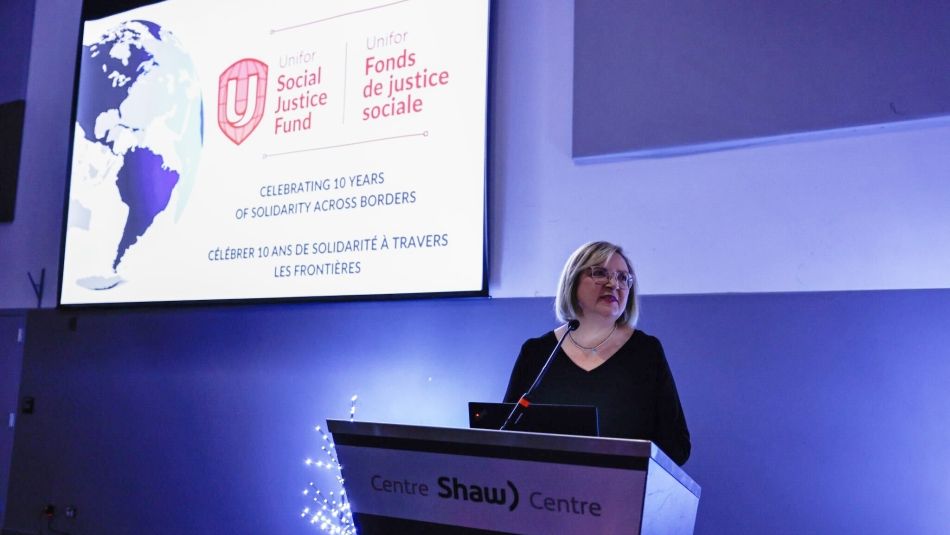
[301,395,358,534]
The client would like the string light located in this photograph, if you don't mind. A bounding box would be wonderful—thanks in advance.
[301,395,358,534]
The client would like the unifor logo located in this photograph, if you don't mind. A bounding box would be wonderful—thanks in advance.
[218,58,268,145]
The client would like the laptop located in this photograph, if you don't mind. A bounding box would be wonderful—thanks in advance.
[468,401,599,437]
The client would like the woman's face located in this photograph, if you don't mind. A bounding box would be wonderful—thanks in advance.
[575,252,631,322]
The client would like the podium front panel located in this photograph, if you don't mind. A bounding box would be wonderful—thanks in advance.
[330,421,655,534]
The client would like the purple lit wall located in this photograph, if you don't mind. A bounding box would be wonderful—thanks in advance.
[573,0,950,159]
[2,1,950,534]
[0,1,34,524]
[0,0,79,307]
[0,313,26,528]
[0,1,34,103]
[6,292,950,534]
[488,2,950,297]
[3,1,950,306]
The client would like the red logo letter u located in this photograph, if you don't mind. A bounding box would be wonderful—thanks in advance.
[218,58,268,145]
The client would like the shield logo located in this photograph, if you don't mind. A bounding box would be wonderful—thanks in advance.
[218,58,268,145]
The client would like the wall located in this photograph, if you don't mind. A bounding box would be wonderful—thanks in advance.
[488,1,950,297]
[6,299,551,534]
[6,290,950,534]
[572,0,950,158]
[0,0,34,103]
[0,0,80,308]
[3,1,950,534]
[0,312,26,528]
[3,1,950,308]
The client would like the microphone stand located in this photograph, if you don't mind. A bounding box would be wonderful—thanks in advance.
[499,319,579,431]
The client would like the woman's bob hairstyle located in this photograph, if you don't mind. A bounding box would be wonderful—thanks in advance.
[554,241,639,327]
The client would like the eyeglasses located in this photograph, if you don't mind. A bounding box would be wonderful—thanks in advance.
[586,267,635,288]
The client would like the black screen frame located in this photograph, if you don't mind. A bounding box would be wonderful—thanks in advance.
[57,0,493,309]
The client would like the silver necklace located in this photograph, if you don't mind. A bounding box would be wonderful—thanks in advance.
[569,324,616,354]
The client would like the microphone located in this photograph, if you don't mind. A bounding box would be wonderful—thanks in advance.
[500,319,580,431]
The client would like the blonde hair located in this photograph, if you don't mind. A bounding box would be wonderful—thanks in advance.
[554,241,639,327]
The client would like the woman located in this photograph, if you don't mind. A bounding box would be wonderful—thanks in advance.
[504,241,691,465]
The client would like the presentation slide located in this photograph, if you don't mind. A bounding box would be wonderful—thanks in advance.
[60,0,490,305]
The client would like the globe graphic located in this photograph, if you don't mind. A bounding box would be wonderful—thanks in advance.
[68,19,203,291]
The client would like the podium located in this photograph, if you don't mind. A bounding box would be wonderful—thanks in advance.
[328,420,700,534]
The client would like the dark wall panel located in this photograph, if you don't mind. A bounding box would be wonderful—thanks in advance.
[0,101,26,223]
[573,0,950,160]
[0,0,34,223]
[5,290,950,533]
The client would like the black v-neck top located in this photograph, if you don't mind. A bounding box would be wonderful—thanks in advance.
[503,329,691,465]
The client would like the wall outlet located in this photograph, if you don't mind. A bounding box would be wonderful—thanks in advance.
[20,396,33,414]
[65,506,77,519]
